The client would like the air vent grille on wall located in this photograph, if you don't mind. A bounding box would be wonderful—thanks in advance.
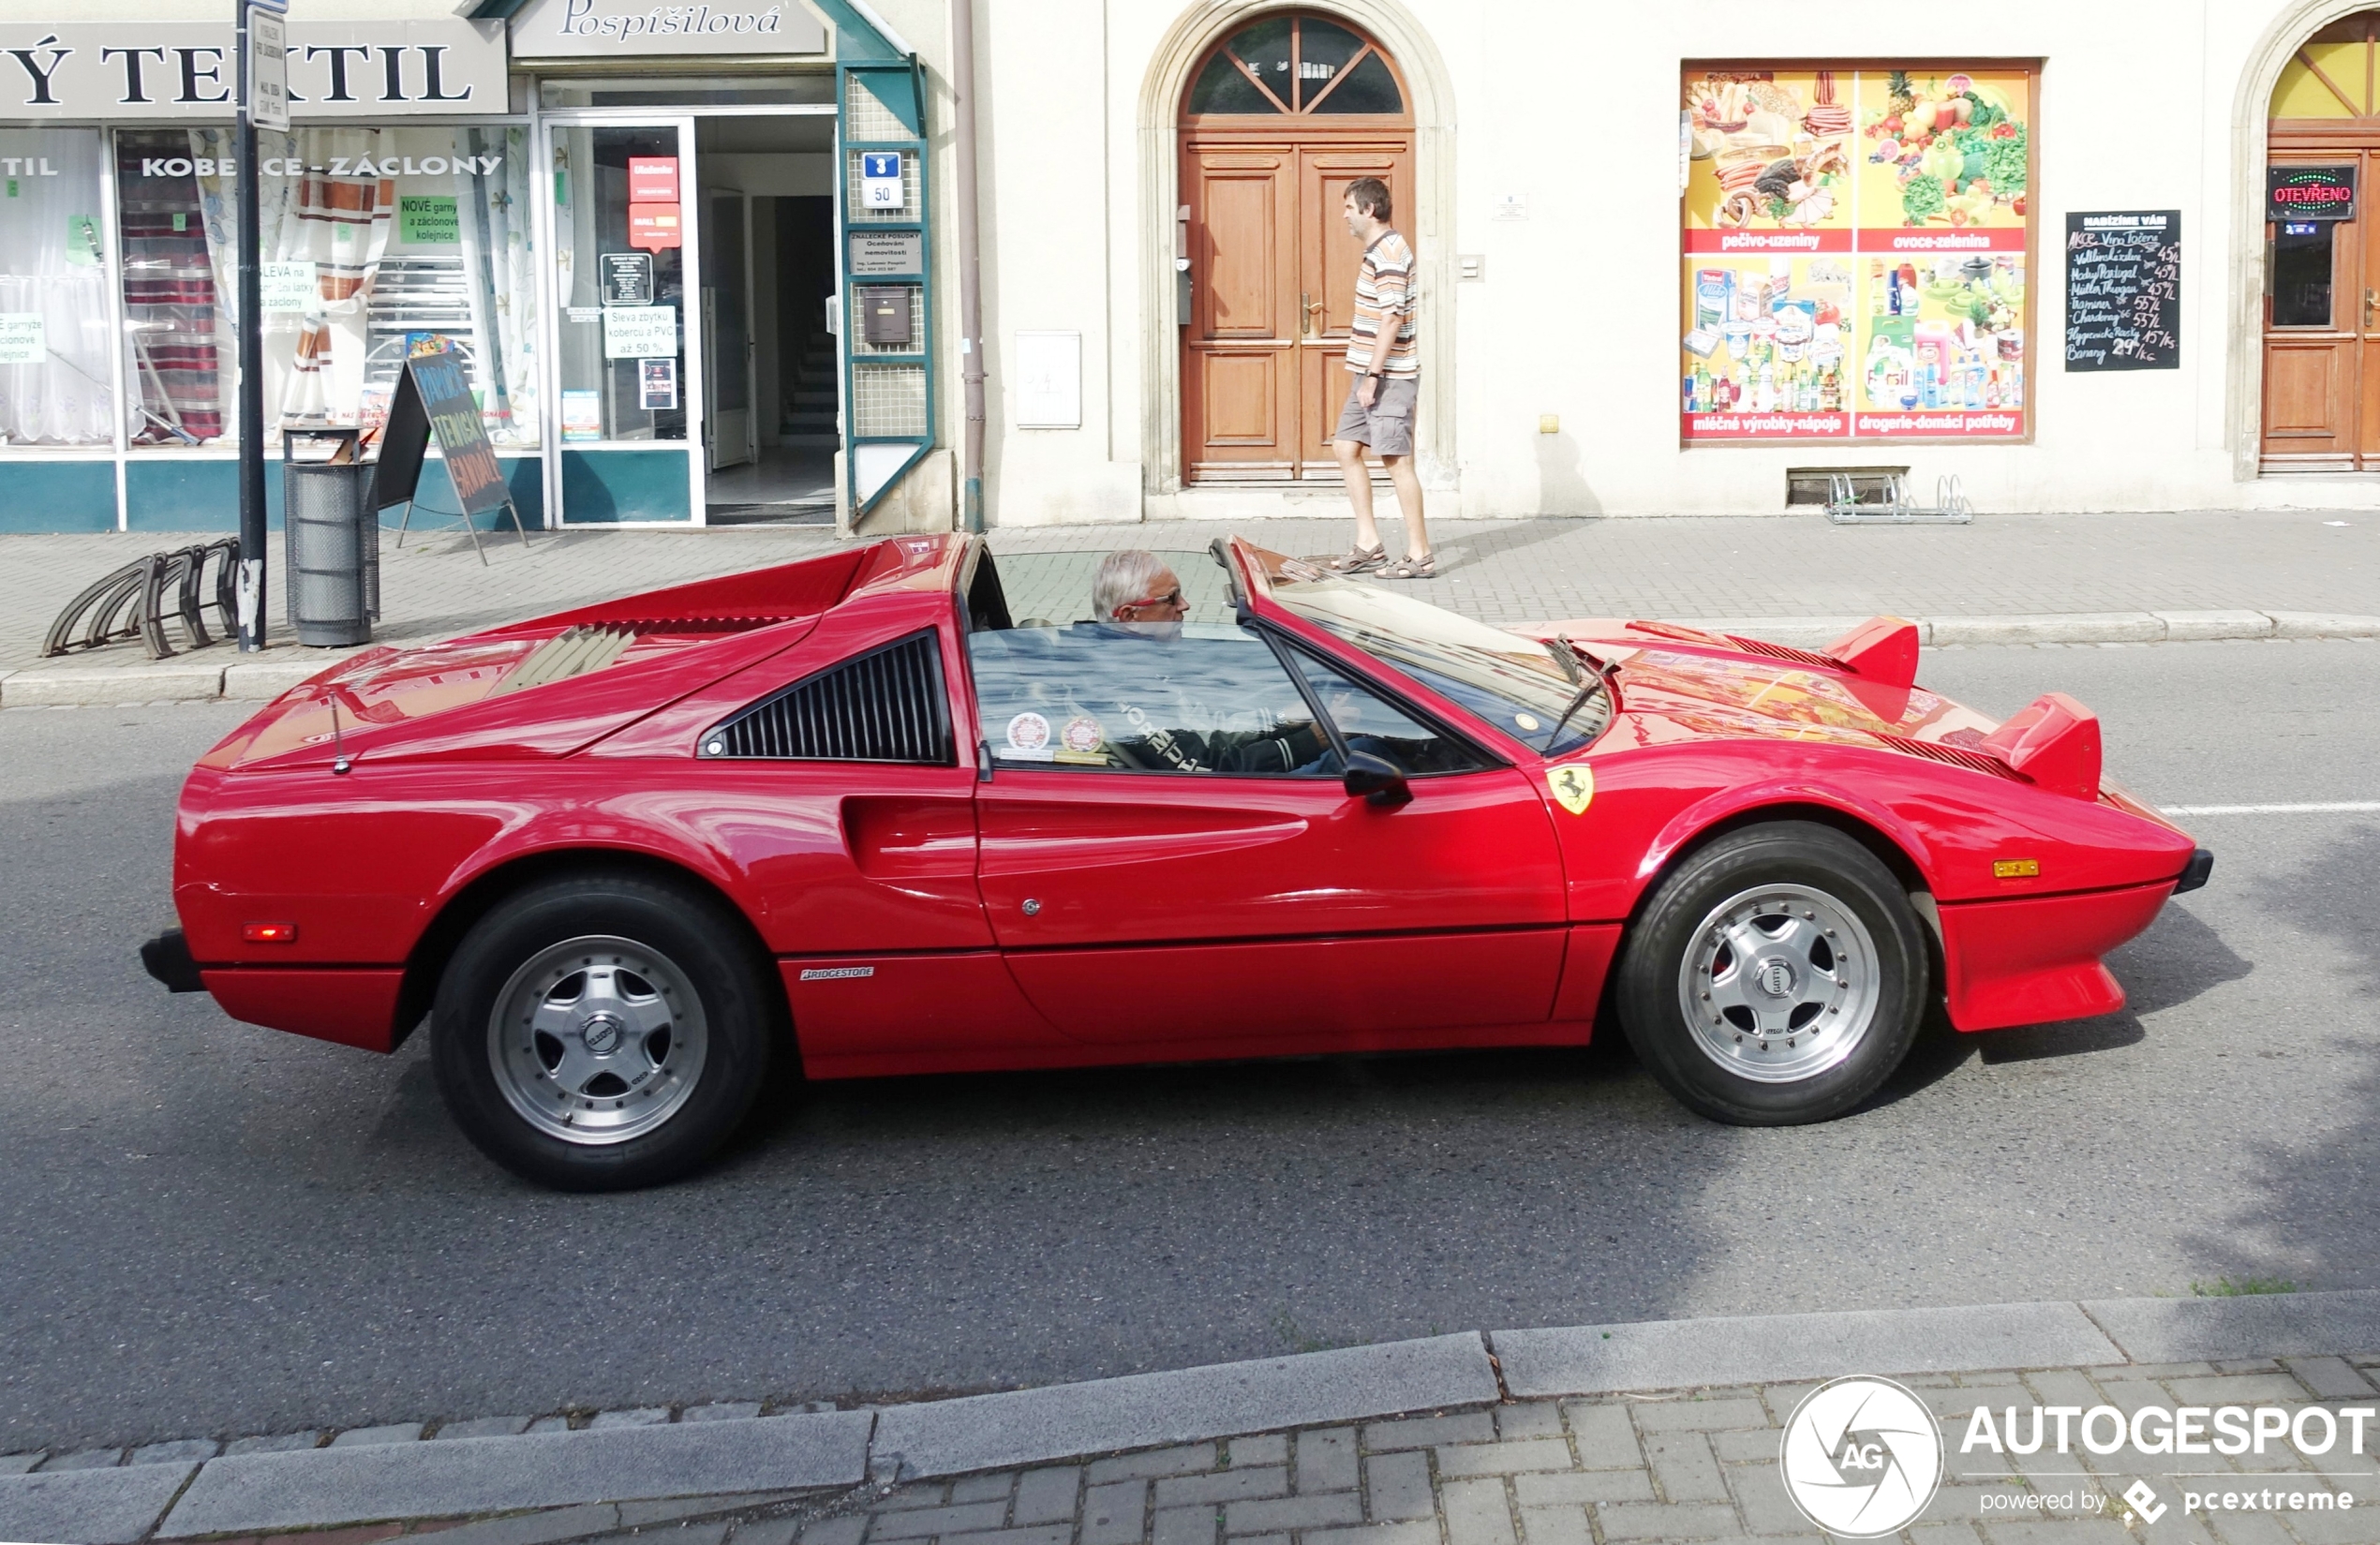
[700,631,951,763]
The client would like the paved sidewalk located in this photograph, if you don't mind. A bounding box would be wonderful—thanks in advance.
[7,1294,2378,1544]
[4,511,2377,706]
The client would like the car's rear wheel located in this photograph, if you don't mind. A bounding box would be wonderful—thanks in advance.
[431,872,776,1190]
[1615,822,1926,1125]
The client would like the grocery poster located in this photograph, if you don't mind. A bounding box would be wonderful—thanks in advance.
[1681,67,2033,443]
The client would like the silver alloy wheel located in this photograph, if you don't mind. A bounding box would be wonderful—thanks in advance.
[488,934,708,1146]
[1675,883,1881,1084]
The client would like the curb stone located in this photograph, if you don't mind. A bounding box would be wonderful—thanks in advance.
[8,611,2380,708]
[871,1332,1498,1479]
[0,1462,197,1544]
[1488,1300,2126,1397]
[5,1292,2376,1539]
[157,1409,873,1537]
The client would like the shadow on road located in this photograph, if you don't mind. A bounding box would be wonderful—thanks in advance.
[2185,823,2380,1290]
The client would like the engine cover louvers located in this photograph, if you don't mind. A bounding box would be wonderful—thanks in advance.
[700,631,952,764]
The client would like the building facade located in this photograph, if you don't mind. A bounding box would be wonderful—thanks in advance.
[2,0,2378,531]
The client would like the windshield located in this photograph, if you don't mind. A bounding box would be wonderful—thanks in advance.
[981,549,1228,626]
[1265,566,1611,757]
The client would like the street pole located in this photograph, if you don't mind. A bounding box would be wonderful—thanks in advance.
[234,0,268,650]
[949,0,986,534]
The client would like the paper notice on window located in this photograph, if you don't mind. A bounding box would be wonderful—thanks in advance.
[0,314,46,364]
[260,261,317,314]
[602,305,678,360]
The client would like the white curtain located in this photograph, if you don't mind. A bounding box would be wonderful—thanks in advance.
[0,129,115,445]
[192,126,394,436]
[456,126,539,447]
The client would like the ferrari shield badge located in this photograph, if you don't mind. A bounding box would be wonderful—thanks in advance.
[1546,762,1594,815]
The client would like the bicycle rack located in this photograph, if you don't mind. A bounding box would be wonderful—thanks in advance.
[1824,472,1973,525]
[43,539,239,661]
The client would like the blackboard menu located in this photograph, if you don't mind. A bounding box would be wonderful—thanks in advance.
[2064,211,2181,372]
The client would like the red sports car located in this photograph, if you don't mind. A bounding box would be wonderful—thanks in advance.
[144,535,2209,1190]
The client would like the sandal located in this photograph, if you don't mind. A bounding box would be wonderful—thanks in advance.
[1376,553,1436,580]
[1327,542,1387,574]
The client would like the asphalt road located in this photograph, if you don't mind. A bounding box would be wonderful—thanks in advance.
[2,638,2374,1453]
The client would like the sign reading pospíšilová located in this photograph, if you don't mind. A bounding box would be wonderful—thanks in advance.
[373,348,513,519]
[2064,211,2181,373]
[2268,164,2356,222]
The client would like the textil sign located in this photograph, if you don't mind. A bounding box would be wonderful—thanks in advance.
[506,0,827,58]
[0,20,506,118]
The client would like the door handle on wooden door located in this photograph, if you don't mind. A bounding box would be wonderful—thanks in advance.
[2366,288,2377,326]
[1302,294,1326,335]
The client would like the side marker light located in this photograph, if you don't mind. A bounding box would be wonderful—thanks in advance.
[242,922,300,943]
[1991,859,2039,880]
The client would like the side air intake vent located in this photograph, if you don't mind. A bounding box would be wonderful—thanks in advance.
[1726,635,1843,670]
[700,631,952,764]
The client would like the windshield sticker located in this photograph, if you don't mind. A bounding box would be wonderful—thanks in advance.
[1515,712,1541,731]
[1062,716,1103,754]
[1547,762,1596,814]
[1006,711,1051,752]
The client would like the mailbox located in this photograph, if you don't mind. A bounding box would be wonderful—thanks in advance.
[860,287,914,348]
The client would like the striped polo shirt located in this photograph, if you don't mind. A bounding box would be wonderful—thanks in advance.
[1346,230,1418,377]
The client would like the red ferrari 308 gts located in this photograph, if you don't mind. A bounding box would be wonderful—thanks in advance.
[143,535,2209,1190]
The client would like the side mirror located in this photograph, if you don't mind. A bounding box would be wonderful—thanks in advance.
[1342,750,1412,808]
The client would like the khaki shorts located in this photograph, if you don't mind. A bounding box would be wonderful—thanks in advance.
[1332,374,1418,457]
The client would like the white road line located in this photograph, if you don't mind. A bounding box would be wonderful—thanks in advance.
[2162,801,2380,815]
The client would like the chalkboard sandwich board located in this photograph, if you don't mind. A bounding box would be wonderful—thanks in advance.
[374,347,531,561]
[2064,211,2180,373]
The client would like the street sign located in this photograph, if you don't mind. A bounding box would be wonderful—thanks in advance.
[248,4,290,133]
[861,151,903,209]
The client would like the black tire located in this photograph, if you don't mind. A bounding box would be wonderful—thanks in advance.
[431,872,777,1191]
[1614,821,1927,1125]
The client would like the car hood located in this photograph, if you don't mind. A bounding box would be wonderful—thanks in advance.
[1521,618,2001,753]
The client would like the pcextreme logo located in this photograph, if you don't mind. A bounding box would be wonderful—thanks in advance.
[1778,1376,1945,1537]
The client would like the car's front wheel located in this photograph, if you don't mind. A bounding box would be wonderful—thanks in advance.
[1615,821,1927,1125]
[431,872,777,1190]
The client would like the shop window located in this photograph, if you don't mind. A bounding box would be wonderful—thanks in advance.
[114,124,539,451]
[0,128,114,447]
[1185,13,1405,116]
[551,124,687,446]
[1680,65,2036,446]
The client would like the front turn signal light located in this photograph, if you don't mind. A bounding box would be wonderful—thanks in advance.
[242,922,299,943]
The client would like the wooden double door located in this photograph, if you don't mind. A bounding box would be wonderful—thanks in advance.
[1182,139,1410,481]
[2263,144,2380,469]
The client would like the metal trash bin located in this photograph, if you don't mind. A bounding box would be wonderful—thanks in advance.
[282,425,378,647]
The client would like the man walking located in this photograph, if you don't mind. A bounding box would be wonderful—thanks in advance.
[1328,176,1432,579]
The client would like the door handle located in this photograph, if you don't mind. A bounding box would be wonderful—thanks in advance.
[2366,288,2377,326]
[1302,294,1326,335]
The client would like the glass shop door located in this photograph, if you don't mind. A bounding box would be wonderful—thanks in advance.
[543,116,707,524]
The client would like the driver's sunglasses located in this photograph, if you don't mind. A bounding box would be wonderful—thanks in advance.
[1121,587,1184,612]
